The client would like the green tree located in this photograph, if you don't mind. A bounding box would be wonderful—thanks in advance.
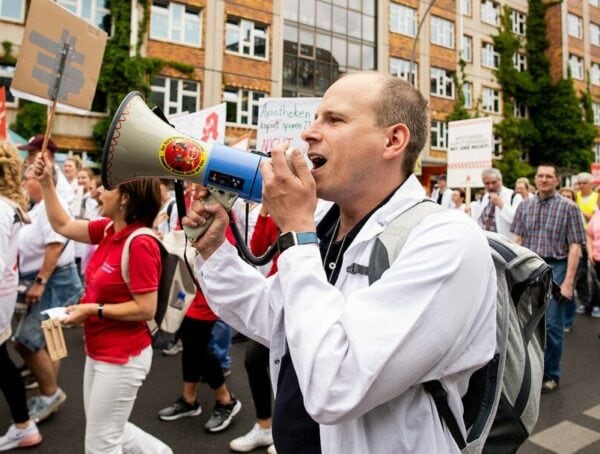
[447,60,472,122]
[11,101,47,141]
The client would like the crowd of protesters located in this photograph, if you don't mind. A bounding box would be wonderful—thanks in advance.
[0,129,600,453]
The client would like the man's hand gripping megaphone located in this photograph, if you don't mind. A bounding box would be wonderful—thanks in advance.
[183,145,318,259]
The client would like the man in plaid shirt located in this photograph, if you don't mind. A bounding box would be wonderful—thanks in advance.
[511,164,585,393]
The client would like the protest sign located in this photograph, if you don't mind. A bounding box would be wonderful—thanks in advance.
[256,97,320,153]
[447,117,493,188]
[169,103,226,144]
[10,0,107,114]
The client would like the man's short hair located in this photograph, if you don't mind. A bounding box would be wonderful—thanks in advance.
[481,168,503,181]
[372,74,429,177]
[437,173,447,181]
[576,172,593,183]
[536,163,561,180]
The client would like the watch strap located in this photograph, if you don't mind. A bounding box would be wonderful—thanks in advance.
[277,231,318,252]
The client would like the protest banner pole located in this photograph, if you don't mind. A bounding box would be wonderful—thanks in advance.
[40,41,70,157]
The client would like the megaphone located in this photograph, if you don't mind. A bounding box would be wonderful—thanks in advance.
[102,91,269,241]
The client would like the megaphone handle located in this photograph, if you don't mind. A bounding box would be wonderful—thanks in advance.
[183,187,239,241]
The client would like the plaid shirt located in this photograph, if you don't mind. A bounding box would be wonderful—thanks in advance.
[511,193,585,260]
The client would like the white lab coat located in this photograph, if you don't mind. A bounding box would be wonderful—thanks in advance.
[471,186,522,238]
[196,175,497,453]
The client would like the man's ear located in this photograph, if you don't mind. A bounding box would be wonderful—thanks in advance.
[383,123,410,160]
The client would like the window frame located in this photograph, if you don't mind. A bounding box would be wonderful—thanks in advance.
[224,87,266,126]
[390,57,418,87]
[461,0,471,17]
[0,65,17,106]
[592,62,600,86]
[569,54,584,80]
[481,0,500,26]
[462,82,472,108]
[57,0,110,33]
[150,76,200,115]
[430,67,455,99]
[0,0,25,22]
[430,120,448,150]
[510,9,526,36]
[568,14,583,39]
[390,3,417,37]
[591,23,600,47]
[430,16,454,49]
[461,35,472,62]
[513,53,527,72]
[150,1,202,47]
[482,86,501,113]
[481,42,500,69]
[225,16,269,60]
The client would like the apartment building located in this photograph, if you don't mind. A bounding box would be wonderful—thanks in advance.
[1,0,598,182]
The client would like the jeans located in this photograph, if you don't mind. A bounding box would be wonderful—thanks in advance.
[209,319,232,369]
[544,259,568,383]
[83,346,172,454]
[14,263,83,352]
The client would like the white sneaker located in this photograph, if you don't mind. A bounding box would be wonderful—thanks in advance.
[0,422,42,451]
[267,444,277,454]
[229,423,273,452]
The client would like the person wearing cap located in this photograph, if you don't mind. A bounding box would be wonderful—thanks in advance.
[18,135,74,206]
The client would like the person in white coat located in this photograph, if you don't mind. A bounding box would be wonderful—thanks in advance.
[471,168,522,238]
[184,71,497,453]
[430,173,454,208]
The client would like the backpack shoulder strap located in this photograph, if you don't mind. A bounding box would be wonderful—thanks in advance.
[367,200,444,284]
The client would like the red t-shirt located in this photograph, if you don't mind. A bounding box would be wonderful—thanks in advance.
[250,214,280,276]
[82,218,161,364]
[185,225,236,321]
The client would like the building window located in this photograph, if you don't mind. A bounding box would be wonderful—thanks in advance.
[150,76,199,115]
[593,103,600,125]
[513,53,527,72]
[591,23,600,46]
[0,0,24,22]
[481,0,500,26]
[58,0,111,32]
[150,1,202,46]
[568,14,583,39]
[494,135,502,158]
[595,143,600,163]
[514,101,528,118]
[390,57,417,86]
[224,87,266,126]
[569,54,584,80]
[430,120,448,150]
[481,42,500,69]
[592,63,600,86]
[0,65,16,105]
[461,0,471,16]
[390,3,417,37]
[592,0,600,8]
[430,68,455,99]
[461,35,472,62]
[510,10,526,35]
[226,17,268,59]
[482,87,500,113]
[430,16,454,49]
[463,82,472,108]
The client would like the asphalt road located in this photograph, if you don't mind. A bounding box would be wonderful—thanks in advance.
[2,314,599,453]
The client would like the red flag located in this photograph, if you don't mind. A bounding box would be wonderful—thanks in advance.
[0,86,7,140]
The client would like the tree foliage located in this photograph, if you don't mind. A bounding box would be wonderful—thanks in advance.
[490,0,595,183]
[11,101,46,141]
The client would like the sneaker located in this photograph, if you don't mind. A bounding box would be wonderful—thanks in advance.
[576,304,588,315]
[158,397,202,421]
[0,422,42,451]
[23,374,39,390]
[28,388,67,423]
[161,339,183,356]
[541,379,559,394]
[230,423,273,452]
[267,445,277,454]
[205,395,242,433]
[592,307,600,318]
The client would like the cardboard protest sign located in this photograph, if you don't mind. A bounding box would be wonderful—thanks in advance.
[10,0,107,113]
[169,104,227,144]
[0,87,6,141]
[447,117,493,188]
[256,97,320,153]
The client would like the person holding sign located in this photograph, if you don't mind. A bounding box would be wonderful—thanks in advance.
[471,168,522,239]
[184,71,496,453]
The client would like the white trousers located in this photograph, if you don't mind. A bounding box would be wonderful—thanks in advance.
[83,345,172,454]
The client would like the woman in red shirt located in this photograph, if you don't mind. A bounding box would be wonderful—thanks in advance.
[33,154,172,453]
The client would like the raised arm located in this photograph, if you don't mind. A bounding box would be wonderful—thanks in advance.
[33,153,91,243]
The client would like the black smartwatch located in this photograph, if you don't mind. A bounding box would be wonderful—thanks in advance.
[34,276,47,286]
[277,232,318,253]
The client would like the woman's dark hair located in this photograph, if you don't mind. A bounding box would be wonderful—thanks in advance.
[118,179,161,227]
